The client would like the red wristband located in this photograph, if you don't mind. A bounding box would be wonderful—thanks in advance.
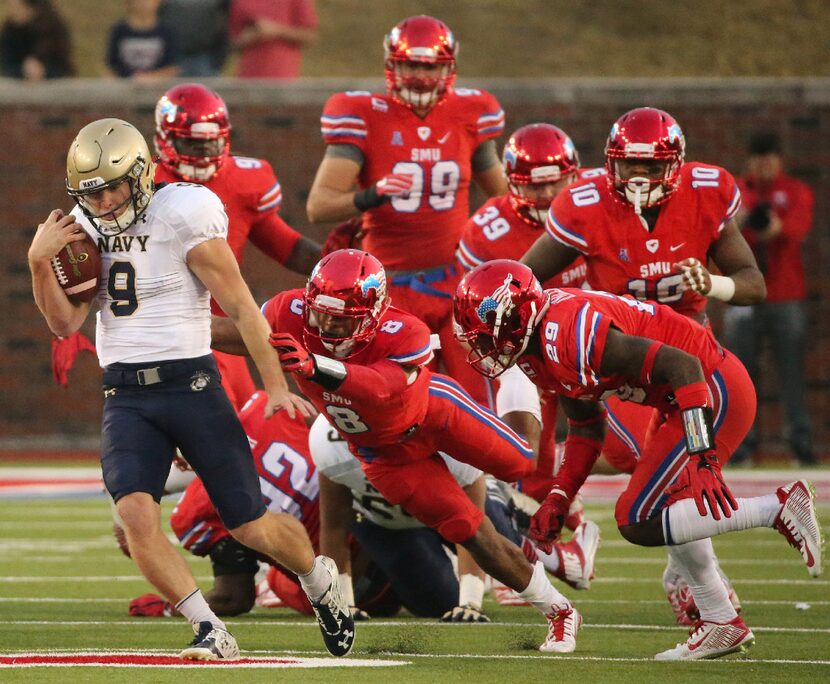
[674,381,710,410]
[639,341,665,385]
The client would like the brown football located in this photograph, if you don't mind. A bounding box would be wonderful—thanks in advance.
[50,232,101,303]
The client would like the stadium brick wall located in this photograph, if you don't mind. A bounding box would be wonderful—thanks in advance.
[1,78,828,457]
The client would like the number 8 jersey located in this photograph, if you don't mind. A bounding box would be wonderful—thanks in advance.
[321,88,505,270]
[71,183,228,366]
[546,162,741,319]
[264,289,435,447]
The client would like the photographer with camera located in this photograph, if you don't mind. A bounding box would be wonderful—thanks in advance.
[722,132,816,466]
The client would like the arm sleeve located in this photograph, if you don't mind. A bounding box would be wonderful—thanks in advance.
[471,139,500,173]
[248,211,302,265]
[337,358,413,402]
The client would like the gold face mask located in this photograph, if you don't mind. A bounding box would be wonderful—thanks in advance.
[66,118,156,236]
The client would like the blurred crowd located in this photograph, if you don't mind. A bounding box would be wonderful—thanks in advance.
[0,0,319,81]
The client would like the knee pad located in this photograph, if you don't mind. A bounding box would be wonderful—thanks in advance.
[208,536,259,576]
[438,514,482,544]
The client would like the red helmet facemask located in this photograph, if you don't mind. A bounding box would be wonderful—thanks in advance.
[453,260,548,378]
[154,83,231,182]
[384,15,457,112]
[605,107,685,214]
[303,250,390,359]
[503,123,580,227]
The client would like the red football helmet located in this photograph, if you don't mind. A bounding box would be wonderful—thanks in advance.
[154,83,231,182]
[504,123,580,226]
[303,249,390,359]
[605,107,685,212]
[384,15,457,111]
[453,260,548,378]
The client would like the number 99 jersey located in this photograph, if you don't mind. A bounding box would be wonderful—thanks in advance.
[321,88,505,270]
[545,162,741,319]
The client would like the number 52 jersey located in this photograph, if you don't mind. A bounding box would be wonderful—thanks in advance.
[546,162,741,319]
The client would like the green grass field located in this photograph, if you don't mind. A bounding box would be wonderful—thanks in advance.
[0,492,827,682]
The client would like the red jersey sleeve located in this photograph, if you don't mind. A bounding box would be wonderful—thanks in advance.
[551,295,612,389]
[685,162,741,238]
[459,88,505,146]
[263,289,305,334]
[320,91,371,152]
[546,182,592,254]
[376,309,434,367]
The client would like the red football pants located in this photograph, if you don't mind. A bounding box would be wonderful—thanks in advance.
[357,374,536,543]
[614,350,756,527]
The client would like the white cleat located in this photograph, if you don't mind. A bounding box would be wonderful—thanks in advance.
[540,606,581,653]
[179,621,240,661]
[654,616,754,660]
[551,521,601,590]
[663,562,741,626]
[774,480,824,577]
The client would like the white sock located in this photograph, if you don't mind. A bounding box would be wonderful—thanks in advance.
[518,560,570,614]
[668,540,736,623]
[663,494,780,545]
[298,556,332,601]
[175,588,225,631]
[534,545,560,574]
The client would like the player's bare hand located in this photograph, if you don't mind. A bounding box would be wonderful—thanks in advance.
[263,385,316,420]
[28,210,85,264]
[673,257,712,294]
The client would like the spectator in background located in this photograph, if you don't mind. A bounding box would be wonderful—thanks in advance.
[228,0,318,79]
[159,0,230,77]
[723,132,817,466]
[0,0,74,79]
[106,0,179,80]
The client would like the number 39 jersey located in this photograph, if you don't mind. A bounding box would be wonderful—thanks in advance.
[517,288,726,412]
[546,162,741,318]
[321,88,505,270]
[308,414,480,530]
[263,289,435,446]
[72,183,228,366]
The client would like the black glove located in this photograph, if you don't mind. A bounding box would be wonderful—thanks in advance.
[440,604,491,623]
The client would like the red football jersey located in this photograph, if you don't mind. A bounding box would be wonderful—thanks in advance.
[516,288,725,412]
[171,389,319,554]
[238,391,320,542]
[320,88,505,270]
[264,289,435,446]
[155,155,300,267]
[457,171,607,288]
[546,162,741,318]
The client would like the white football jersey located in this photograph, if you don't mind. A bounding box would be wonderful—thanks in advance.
[308,414,482,530]
[71,183,228,366]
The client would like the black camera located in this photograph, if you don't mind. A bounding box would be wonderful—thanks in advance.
[744,202,772,231]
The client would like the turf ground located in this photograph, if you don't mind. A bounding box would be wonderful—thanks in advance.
[0,476,827,682]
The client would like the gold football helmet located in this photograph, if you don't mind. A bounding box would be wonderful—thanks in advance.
[66,118,156,236]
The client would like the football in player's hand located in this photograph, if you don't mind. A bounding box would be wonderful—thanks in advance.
[50,232,100,303]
